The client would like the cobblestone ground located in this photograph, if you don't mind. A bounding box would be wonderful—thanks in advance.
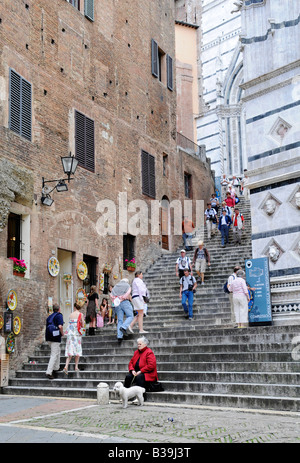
[4,399,300,444]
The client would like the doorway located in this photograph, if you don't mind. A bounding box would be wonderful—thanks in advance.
[57,249,74,322]
[83,254,98,295]
[161,196,169,250]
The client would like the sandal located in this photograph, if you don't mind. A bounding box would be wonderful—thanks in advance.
[63,368,68,375]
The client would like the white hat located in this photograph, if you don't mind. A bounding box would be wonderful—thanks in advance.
[180,249,186,253]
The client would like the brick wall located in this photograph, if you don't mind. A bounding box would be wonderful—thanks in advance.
[0,0,214,372]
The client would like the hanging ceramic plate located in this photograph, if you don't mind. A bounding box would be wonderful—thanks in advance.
[13,316,21,335]
[6,332,15,353]
[76,288,87,305]
[7,289,17,311]
[0,315,4,330]
[77,261,88,280]
[48,257,60,277]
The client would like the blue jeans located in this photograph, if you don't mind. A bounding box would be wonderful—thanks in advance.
[182,233,193,250]
[114,300,134,339]
[220,224,229,246]
[181,290,194,318]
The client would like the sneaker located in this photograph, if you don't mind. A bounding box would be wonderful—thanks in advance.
[128,326,134,334]
[139,330,149,334]
[120,327,128,337]
[189,317,193,320]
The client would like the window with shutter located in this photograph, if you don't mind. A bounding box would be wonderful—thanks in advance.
[75,110,95,172]
[9,69,32,141]
[66,0,80,9]
[85,0,94,21]
[167,54,173,91]
[141,150,156,199]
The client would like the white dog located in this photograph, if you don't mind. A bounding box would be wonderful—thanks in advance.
[113,381,145,409]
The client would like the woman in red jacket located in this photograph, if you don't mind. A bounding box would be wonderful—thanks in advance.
[124,336,159,398]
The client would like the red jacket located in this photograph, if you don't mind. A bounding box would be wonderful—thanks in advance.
[128,347,158,382]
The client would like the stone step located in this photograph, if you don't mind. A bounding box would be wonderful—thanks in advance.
[15,369,300,386]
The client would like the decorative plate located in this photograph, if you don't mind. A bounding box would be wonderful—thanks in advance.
[6,332,15,353]
[13,316,21,335]
[76,288,87,305]
[77,261,88,280]
[48,257,60,277]
[0,315,4,330]
[7,289,17,311]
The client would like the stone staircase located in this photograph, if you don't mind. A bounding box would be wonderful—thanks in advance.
[3,197,300,412]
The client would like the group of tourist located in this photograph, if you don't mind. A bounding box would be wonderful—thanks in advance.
[45,271,158,398]
[203,178,245,248]
[44,172,251,397]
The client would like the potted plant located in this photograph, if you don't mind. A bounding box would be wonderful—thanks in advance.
[10,257,27,277]
[125,258,136,272]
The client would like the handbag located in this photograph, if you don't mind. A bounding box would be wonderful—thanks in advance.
[143,296,150,304]
[97,314,104,328]
[77,313,85,335]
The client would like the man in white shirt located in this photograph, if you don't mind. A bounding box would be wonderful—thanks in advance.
[204,203,218,239]
[176,250,192,279]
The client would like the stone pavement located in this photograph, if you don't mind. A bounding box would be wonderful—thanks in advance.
[0,395,300,447]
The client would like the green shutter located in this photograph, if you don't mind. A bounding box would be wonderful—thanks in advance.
[167,54,173,91]
[75,110,95,172]
[141,150,156,199]
[151,39,159,78]
[9,69,32,141]
[85,0,94,21]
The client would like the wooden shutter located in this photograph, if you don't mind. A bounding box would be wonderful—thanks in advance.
[9,69,32,141]
[75,110,95,172]
[151,39,159,78]
[141,150,156,198]
[85,0,94,21]
[167,54,173,91]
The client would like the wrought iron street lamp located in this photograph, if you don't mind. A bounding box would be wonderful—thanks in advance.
[41,153,78,206]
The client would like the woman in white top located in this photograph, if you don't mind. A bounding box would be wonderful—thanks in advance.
[229,270,250,328]
[128,271,149,334]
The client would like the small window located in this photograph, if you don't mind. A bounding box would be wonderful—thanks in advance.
[151,39,173,90]
[123,234,135,270]
[75,110,95,172]
[7,213,21,259]
[184,173,192,198]
[141,150,156,199]
[163,154,169,177]
[9,69,32,141]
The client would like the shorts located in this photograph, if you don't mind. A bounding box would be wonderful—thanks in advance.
[132,296,145,311]
[195,258,206,273]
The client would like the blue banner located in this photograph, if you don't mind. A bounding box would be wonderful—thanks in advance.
[245,257,272,325]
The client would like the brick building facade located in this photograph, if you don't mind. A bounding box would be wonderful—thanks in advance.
[0,0,214,372]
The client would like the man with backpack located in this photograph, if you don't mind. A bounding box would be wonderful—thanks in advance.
[179,268,197,320]
[225,266,241,326]
[45,304,64,379]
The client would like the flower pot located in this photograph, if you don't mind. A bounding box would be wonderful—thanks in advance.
[127,266,135,272]
[13,271,25,277]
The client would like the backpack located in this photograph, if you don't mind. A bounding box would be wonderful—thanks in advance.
[223,274,235,294]
[46,312,60,339]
